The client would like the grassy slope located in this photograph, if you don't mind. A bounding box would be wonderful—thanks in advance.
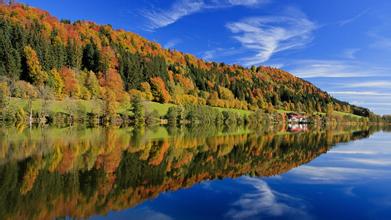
[8,98,252,117]
[8,98,362,119]
[315,111,363,119]
[9,98,100,113]
[334,111,363,119]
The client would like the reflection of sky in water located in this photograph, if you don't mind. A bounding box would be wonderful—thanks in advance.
[93,132,391,220]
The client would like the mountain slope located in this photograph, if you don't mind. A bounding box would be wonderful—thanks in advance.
[0,3,371,117]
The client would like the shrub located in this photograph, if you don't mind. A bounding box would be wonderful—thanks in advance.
[12,81,38,99]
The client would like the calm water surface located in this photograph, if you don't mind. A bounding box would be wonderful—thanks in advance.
[0,125,390,220]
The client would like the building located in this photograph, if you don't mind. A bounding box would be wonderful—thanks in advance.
[287,113,309,124]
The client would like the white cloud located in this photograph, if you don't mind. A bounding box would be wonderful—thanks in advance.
[226,177,310,219]
[266,63,285,69]
[143,0,205,31]
[203,51,215,60]
[343,186,357,197]
[286,133,391,183]
[203,49,219,60]
[143,0,267,30]
[351,102,391,107]
[330,91,391,96]
[340,81,391,88]
[121,207,173,220]
[344,158,391,166]
[328,149,379,155]
[328,139,391,156]
[282,59,391,114]
[288,165,390,184]
[342,48,360,59]
[329,91,391,114]
[338,8,370,26]
[286,60,386,78]
[226,8,316,65]
[369,33,391,49]
[349,97,391,115]
[164,39,182,49]
[207,0,267,8]
[201,47,243,60]
[227,0,269,6]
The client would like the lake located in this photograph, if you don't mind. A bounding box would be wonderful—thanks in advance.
[0,125,390,220]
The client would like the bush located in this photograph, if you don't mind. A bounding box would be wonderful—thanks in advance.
[12,81,38,99]
[166,107,178,126]
[164,104,244,126]
[222,111,240,125]
[0,82,10,109]
[145,109,160,126]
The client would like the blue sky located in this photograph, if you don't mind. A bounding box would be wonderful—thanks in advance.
[19,0,391,115]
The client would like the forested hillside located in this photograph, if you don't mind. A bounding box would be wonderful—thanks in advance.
[0,3,371,117]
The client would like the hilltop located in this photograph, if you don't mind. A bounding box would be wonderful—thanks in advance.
[0,3,372,123]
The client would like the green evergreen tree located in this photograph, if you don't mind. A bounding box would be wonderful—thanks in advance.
[82,42,100,73]
[66,39,82,69]
[132,95,145,127]
[166,107,178,126]
[0,25,22,79]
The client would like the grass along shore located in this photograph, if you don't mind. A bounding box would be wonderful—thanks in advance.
[0,97,369,127]
[7,97,253,117]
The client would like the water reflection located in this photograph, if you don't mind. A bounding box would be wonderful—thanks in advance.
[0,125,387,220]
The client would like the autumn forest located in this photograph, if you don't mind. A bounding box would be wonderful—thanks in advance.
[0,3,382,126]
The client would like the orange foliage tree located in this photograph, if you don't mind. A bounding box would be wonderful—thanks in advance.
[59,67,80,97]
[150,77,171,103]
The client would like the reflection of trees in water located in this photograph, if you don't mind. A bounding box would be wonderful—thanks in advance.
[0,125,382,220]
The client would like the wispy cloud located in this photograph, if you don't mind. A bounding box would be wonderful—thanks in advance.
[142,0,268,31]
[329,91,391,112]
[338,81,391,88]
[345,95,391,115]
[286,133,391,184]
[164,39,182,49]
[226,177,310,219]
[351,102,391,107]
[142,0,204,31]
[203,50,218,60]
[330,91,391,96]
[338,8,370,26]
[344,158,391,166]
[343,186,357,197]
[226,7,316,65]
[121,207,173,220]
[342,48,360,59]
[369,33,391,49]
[286,59,387,78]
[284,59,391,114]
[289,165,390,184]
[227,0,267,6]
[328,149,379,155]
[201,47,244,60]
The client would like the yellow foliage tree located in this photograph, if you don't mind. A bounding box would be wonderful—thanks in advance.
[0,82,9,109]
[47,69,64,98]
[24,46,48,87]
